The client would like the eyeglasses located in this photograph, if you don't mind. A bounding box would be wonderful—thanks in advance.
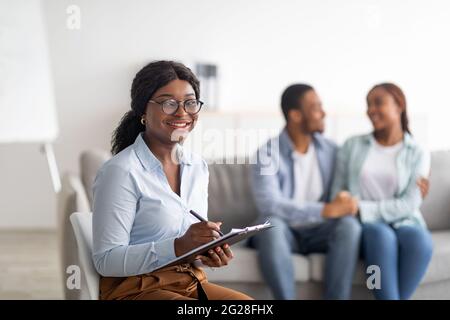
[148,98,204,115]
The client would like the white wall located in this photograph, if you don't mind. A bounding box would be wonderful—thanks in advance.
[1,0,450,228]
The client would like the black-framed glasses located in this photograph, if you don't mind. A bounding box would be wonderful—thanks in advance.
[148,99,204,115]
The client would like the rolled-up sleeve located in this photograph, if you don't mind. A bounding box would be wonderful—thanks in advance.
[92,164,176,277]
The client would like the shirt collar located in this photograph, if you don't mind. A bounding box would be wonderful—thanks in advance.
[363,132,415,148]
[133,132,192,171]
[279,127,324,158]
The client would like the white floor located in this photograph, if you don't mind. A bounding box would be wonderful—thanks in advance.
[0,230,64,299]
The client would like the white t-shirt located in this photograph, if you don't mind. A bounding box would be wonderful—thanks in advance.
[359,138,404,201]
[292,143,323,204]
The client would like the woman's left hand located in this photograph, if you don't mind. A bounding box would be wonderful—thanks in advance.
[417,177,430,199]
[196,244,234,268]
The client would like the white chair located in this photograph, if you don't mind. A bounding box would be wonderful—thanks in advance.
[70,212,99,300]
[58,173,90,299]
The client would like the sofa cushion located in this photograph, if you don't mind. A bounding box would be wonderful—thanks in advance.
[309,254,367,285]
[204,246,309,283]
[309,230,450,285]
[421,151,450,231]
[422,230,450,283]
[207,161,259,233]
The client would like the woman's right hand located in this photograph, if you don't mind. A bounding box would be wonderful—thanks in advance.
[174,221,223,257]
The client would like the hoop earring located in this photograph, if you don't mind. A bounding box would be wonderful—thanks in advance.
[140,117,146,125]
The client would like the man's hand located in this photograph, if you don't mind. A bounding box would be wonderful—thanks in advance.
[174,221,222,257]
[322,191,358,218]
[417,177,430,199]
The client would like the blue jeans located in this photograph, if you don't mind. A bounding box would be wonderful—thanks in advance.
[362,223,433,300]
[249,216,362,300]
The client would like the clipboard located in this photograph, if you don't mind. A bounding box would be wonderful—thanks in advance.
[153,221,273,271]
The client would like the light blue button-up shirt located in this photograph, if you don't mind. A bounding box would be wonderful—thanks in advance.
[250,128,338,226]
[330,133,430,228]
[92,133,209,277]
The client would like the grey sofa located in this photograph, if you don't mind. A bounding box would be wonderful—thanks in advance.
[59,149,450,299]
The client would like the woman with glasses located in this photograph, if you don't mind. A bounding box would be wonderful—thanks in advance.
[331,83,433,300]
[92,60,252,300]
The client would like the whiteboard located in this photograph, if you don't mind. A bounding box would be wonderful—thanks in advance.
[0,0,58,143]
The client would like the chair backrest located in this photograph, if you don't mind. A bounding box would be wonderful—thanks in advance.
[80,149,112,206]
[421,150,450,230]
[69,212,99,300]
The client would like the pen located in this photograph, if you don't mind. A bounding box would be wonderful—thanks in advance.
[189,210,224,236]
